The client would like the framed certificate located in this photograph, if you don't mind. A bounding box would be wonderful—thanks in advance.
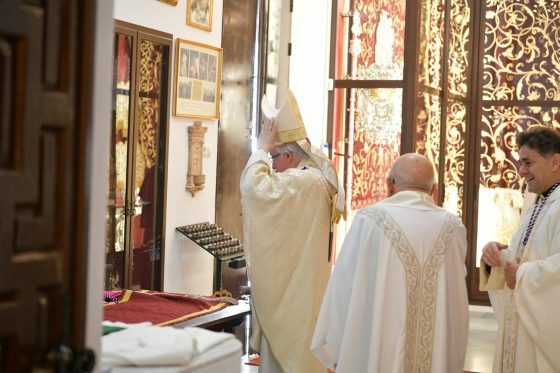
[174,39,222,119]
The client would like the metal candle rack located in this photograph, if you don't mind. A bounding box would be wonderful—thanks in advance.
[176,222,246,293]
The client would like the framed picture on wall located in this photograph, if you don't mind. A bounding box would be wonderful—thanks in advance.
[187,0,213,31]
[174,39,222,119]
[157,0,178,5]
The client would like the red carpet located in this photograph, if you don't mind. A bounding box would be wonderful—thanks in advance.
[245,356,260,366]
[103,290,229,326]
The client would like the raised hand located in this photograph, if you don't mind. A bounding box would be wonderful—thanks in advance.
[482,241,508,267]
[258,117,281,153]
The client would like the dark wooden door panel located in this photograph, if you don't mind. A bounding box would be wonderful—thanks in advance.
[0,0,92,370]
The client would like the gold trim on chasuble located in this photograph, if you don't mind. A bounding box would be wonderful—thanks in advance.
[363,208,459,373]
[502,292,519,373]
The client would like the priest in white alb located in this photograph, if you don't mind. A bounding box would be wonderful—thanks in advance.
[311,153,469,373]
[240,90,345,373]
[480,127,560,372]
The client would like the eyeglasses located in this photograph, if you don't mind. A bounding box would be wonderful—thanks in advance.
[269,153,282,162]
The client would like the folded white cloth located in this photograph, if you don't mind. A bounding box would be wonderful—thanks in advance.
[102,321,153,329]
[102,325,235,367]
[184,327,236,355]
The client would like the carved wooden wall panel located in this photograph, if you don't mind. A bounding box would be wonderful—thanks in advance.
[0,0,92,369]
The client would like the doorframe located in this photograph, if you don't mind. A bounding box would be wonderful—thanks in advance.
[83,0,115,362]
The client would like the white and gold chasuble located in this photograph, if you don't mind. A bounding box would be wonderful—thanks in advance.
[480,187,560,373]
[312,191,469,373]
[240,150,335,373]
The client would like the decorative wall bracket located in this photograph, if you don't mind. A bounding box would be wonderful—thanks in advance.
[187,121,208,196]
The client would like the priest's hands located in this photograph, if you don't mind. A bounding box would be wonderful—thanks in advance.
[505,261,520,289]
[258,117,281,153]
[482,241,508,267]
[483,241,519,289]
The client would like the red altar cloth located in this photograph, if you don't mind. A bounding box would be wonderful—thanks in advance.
[103,290,230,326]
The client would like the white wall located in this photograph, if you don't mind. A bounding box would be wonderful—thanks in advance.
[113,0,224,295]
[289,0,331,148]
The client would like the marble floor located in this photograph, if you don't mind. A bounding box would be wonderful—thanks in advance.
[240,305,498,373]
[464,305,498,373]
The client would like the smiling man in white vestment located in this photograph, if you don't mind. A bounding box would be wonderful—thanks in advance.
[481,126,560,373]
[311,153,469,373]
[240,90,345,373]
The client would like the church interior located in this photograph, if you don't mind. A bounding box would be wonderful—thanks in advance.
[1,0,559,371]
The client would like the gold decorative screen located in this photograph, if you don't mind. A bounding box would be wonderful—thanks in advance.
[482,0,560,101]
[415,0,472,218]
[476,0,560,266]
[330,0,559,302]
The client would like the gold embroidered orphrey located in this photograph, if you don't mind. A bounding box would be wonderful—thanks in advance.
[187,121,207,196]
[501,291,519,373]
[363,207,459,373]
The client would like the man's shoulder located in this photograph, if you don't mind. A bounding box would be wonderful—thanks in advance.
[547,192,560,212]
[283,166,322,185]
[442,211,465,230]
[287,166,334,190]
[356,204,386,221]
[358,202,464,227]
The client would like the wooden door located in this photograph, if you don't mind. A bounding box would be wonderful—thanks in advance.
[0,0,94,370]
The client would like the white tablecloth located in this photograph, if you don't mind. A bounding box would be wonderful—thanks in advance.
[101,324,242,373]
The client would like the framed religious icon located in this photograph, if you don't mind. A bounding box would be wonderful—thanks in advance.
[157,0,178,5]
[174,39,222,119]
[187,0,213,31]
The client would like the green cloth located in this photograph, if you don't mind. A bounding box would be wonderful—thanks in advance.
[102,325,126,336]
